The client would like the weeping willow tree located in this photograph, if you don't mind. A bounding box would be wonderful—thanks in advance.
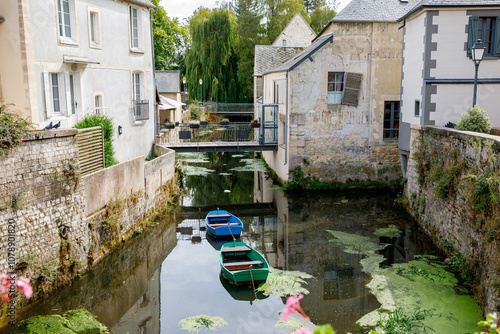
[185,7,242,103]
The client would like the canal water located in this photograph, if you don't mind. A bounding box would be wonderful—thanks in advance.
[5,152,482,333]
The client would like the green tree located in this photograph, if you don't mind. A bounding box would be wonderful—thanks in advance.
[150,0,188,71]
[234,0,263,101]
[185,7,242,102]
[309,0,336,33]
[262,0,309,44]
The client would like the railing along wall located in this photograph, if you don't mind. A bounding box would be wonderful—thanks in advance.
[76,125,105,176]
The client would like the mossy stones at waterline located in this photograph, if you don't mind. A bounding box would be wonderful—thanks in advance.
[16,308,109,334]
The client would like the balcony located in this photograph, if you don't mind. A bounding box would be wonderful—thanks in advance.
[133,100,149,121]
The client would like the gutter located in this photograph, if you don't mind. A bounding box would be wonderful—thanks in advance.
[122,0,157,9]
[284,70,289,166]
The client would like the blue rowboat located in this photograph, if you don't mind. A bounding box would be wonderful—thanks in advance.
[205,209,243,238]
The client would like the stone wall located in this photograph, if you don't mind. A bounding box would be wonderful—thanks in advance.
[0,130,86,276]
[0,130,177,302]
[405,124,500,313]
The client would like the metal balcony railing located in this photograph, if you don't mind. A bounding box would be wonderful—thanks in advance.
[133,100,149,121]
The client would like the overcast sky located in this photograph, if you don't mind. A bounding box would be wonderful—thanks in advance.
[160,0,352,22]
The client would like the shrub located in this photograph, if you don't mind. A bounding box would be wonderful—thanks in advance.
[74,114,118,167]
[0,101,33,157]
[455,105,492,134]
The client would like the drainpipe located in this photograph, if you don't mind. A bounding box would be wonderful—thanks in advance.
[150,6,158,144]
[284,70,289,166]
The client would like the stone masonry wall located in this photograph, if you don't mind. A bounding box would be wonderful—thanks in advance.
[0,130,177,302]
[405,124,500,313]
[0,130,87,276]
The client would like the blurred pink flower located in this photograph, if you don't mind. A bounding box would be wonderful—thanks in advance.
[17,277,33,299]
[282,294,310,322]
[291,328,312,334]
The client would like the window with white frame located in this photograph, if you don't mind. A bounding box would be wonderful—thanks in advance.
[129,6,142,51]
[132,72,149,120]
[57,0,77,43]
[88,8,101,48]
[327,72,344,104]
[44,71,79,117]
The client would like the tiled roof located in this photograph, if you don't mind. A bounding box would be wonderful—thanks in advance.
[156,71,180,93]
[265,34,334,74]
[254,46,305,76]
[333,0,422,22]
[403,0,500,18]
[125,0,156,8]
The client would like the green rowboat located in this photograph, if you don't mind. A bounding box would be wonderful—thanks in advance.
[220,241,270,286]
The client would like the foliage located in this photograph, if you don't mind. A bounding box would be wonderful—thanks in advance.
[262,0,309,44]
[74,113,118,167]
[178,315,228,333]
[150,0,188,72]
[476,313,500,334]
[309,0,336,33]
[185,7,242,103]
[440,238,475,285]
[369,309,431,334]
[455,105,492,134]
[0,101,34,157]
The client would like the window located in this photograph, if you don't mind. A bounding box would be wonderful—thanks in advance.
[51,73,61,113]
[94,94,102,112]
[69,74,76,114]
[132,72,149,120]
[282,40,286,46]
[467,16,500,57]
[57,0,71,38]
[414,100,420,117]
[129,6,142,50]
[384,101,400,140]
[88,8,101,48]
[327,72,344,104]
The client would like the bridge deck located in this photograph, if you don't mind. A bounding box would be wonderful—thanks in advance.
[164,141,278,152]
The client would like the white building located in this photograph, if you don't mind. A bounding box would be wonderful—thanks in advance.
[398,0,500,174]
[0,0,156,163]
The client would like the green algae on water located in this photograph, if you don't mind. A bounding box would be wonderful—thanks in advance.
[178,315,227,333]
[231,158,267,172]
[16,308,109,334]
[257,268,313,298]
[326,230,482,333]
[180,165,215,176]
[176,152,209,164]
[374,224,402,238]
[275,315,308,333]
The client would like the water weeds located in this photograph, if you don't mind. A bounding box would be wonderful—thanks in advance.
[257,268,313,298]
[179,315,228,333]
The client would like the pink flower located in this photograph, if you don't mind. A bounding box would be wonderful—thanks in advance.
[282,294,310,322]
[17,277,33,299]
[291,328,312,334]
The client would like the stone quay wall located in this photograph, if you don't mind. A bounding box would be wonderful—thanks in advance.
[405,124,500,313]
[0,130,176,300]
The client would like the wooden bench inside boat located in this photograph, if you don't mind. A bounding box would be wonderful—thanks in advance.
[224,260,264,270]
[221,246,251,253]
[209,223,241,228]
[207,213,232,219]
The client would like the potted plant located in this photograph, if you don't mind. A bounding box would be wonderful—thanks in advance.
[189,120,200,129]
[220,118,229,126]
[251,119,260,128]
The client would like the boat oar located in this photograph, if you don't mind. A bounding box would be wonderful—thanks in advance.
[249,265,258,301]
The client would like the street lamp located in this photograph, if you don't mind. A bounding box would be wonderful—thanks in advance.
[199,78,203,104]
[471,39,486,107]
[182,76,186,103]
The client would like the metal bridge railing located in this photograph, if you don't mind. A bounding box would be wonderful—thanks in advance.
[157,122,261,145]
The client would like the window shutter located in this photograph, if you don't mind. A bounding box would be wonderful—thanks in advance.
[341,72,362,107]
[43,71,52,118]
[495,17,500,56]
[467,16,479,57]
[64,72,72,116]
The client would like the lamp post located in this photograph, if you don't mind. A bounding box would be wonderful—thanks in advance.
[199,78,203,104]
[471,39,486,107]
[182,76,186,103]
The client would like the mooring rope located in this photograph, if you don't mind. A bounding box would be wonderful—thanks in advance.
[249,265,258,301]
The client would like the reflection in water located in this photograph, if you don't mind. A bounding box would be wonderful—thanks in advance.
[4,152,465,334]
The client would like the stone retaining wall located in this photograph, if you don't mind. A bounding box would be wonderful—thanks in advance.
[405,124,500,313]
